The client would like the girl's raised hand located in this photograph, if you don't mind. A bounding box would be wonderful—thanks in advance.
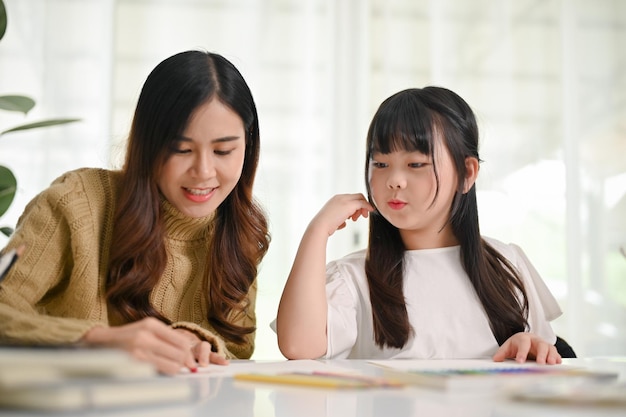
[277,193,373,360]
[493,332,562,365]
[309,193,374,236]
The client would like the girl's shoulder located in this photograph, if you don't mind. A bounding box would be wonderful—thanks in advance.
[324,249,369,306]
[482,236,541,280]
[484,237,562,321]
[327,249,367,268]
[325,249,368,283]
[482,236,523,262]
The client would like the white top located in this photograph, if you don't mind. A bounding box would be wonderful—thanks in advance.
[324,237,562,359]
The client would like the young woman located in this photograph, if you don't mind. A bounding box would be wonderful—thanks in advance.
[276,86,568,364]
[0,50,270,375]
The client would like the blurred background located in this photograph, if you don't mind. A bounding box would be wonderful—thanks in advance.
[0,0,624,360]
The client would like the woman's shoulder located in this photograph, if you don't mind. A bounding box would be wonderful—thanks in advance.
[25,168,122,219]
[45,168,121,199]
[50,167,120,188]
[14,168,122,236]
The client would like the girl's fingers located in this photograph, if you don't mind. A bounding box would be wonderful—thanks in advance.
[350,208,370,221]
[548,346,562,364]
[315,193,374,235]
[533,342,549,364]
[492,340,512,362]
[534,342,561,365]
[493,333,562,365]
[514,336,531,363]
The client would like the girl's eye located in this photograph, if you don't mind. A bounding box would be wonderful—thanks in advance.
[409,162,426,168]
[371,161,387,168]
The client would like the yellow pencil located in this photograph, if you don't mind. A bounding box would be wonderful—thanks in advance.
[234,372,372,389]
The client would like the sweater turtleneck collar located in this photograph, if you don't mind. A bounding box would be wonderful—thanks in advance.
[161,198,215,241]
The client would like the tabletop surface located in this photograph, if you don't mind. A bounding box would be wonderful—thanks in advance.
[0,357,624,417]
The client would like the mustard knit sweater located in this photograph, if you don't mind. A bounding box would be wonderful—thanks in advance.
[0,168,255,359]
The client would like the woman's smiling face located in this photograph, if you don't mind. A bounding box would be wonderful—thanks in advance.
[157,98,246,218]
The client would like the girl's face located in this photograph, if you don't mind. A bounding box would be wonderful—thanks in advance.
[368,137,459,250]
[157,99,246,218]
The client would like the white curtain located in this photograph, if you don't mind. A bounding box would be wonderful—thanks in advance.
[0,0,624,360]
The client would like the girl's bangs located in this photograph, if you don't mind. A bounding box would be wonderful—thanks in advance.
[369,104,433,155]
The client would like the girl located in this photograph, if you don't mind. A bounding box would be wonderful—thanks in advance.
[276,86,567,364]
[0,50,270,374]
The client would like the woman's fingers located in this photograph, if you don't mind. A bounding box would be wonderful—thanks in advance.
[192,341,213,367]
[129,320,199,373]
[141,348,190,376]
[209,351,229,365]
[83,318,203,375]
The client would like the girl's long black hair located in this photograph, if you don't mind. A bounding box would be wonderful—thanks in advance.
[364,87,528,349]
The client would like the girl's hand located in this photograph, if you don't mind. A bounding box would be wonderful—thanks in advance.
[493,332,562,365]
[174,328,229,368]
[82,317,225,375]
[310,193,374,236]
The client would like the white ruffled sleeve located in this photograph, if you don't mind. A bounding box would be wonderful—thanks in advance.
[323,261,359,359]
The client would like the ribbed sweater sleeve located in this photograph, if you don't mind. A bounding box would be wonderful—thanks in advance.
[0,168,115,343]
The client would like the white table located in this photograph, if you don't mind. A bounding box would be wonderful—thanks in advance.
[0,357,624,417]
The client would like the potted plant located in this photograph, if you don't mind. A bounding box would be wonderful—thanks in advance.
[0,0,80,236]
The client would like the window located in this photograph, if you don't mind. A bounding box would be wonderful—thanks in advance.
[1,0,624,359]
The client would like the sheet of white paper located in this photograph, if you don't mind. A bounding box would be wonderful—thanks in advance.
[368,359,553,371]
[177,359,358,378]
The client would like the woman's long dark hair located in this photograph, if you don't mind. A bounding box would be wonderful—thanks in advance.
[106,50,270,345]
[364,87,528,349]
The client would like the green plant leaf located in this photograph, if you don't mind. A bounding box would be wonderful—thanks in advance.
[1,118,81,135]
[0,95,36,114]
[0,0,7,42]
[0,226,13,237]
[0,165,17,218]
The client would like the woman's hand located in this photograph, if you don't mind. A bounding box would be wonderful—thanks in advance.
[493,332,562,365]
[174,328,229,368]
[82,317,226,375]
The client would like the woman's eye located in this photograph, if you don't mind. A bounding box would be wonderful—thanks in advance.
[215,149,233,156]
[172,147,191,154]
